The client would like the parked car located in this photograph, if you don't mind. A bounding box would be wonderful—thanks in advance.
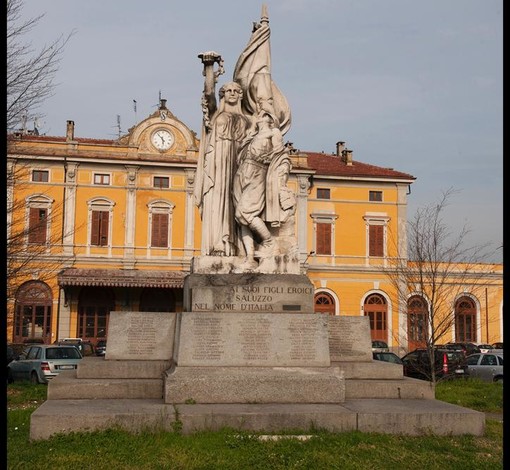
[373,351,403,365]
[371,340,389,353]
[401,348,468,381]
[22,337,45,344]
[477,343,494,354]
[57,338,95,356]
[466,353,503,383]
[95,340,107,356]
[491,342,503,354]
[7,345,16,375]
[444,342,481,356]
[7,345,83,384]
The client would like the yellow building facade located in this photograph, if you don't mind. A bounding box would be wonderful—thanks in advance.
[7,100,503,354]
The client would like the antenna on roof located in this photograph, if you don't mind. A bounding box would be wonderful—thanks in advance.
[21,112,27,134]
[153,90,163,109]
[115,114,122,138]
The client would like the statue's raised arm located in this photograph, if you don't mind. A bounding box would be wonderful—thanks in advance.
[197,51,223,131]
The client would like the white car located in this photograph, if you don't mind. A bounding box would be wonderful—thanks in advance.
[477,343,494,354]
[7,345,83,384]
[466,353,503,383]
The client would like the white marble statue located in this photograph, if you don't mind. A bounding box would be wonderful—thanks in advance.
[194,5,295,271]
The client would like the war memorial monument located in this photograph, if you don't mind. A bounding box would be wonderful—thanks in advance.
[30,6,485,440]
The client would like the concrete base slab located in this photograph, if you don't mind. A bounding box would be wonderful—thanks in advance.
[165,366,345,404]
[78,357,171,379]
[335,360,404,379]
[48,370,163,400]
[30,399,175,441]
[346,378,434,399]
[176,403,356,434]
[343,399,485,436]
[29,398,486,441]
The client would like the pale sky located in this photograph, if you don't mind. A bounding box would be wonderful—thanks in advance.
[15,0,503,262]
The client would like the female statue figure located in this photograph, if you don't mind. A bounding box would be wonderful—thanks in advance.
[193,52,251,256]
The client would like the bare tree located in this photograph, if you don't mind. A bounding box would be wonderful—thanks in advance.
[7,0,75,132]
[385,187,498,383]
[6,160,75,303]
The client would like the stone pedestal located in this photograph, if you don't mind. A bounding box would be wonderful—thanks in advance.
[165,270,345,404]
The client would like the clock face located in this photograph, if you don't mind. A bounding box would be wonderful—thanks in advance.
[151,129,174,151]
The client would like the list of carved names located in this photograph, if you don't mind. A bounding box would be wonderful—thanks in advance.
[126,315,157,355]
[182,313,328,366]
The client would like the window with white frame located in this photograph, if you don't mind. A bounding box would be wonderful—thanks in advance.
[363,213,390,258]
[93,173,110,185]
[369,190,383,202]
[26,195,53,244]
[317,188,330,199]
[153,176,170,189]
[310,212,338,255]
[32,170,49,182]
[88,198,114,246]
[148,200,174,248]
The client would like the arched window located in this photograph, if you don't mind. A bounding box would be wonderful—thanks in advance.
[139,288,176,312]
[14,281,53,343]
[77,287,114,342]
[455,296,477,342]
[364,293,387,341]
[314,292,335,315]
[407,295,428,350]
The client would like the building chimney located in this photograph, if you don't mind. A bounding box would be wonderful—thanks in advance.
[66,120,75,141]
[336,141,345,156]
[344,149,353,166]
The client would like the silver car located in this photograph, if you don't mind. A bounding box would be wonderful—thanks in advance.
[466,353,503,383]
[7,345,83,384]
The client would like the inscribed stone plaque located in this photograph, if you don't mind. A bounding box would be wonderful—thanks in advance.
[106,311,177,360]
[176,312,330,367]
[328,316,372,361]
[184,273,314,313]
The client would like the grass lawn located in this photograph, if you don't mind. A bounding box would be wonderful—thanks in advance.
[6,379,503,470]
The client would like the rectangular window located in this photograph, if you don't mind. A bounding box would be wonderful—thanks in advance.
[317,188,330,199]
[32,170,49,182]
[369,224,384,257]
[369,191,383,202]
[93,173,110,185]
[316,222,332,255]
[90,210,109,246]
[151,213,169,247]
[153,176,170,189]
[28,207,48,244]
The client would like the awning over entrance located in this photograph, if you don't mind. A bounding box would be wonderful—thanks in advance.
[58,268,187,288]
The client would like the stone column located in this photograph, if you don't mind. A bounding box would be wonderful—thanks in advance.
[296,174,311,263]
[63,163,79,256]
[184,169,196,259]
[123,166,139,268]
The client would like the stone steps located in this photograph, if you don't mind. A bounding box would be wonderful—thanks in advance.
[51,358,432,402]
[29,398,485,441]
